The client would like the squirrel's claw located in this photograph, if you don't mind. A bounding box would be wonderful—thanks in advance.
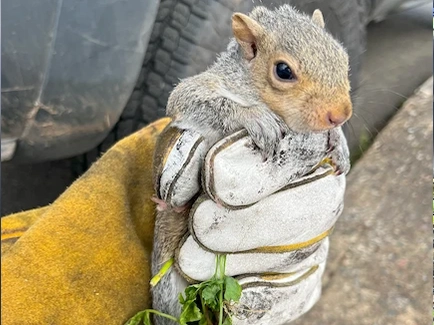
[327,130,351,176]
[151,196,168,211]
[152,196,191,213]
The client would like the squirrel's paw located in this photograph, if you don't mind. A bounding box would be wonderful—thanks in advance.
[151,196,190,213]
[329,150,349,175]
[151,196,168,211]
[327,129,350,175]
[244,116,288,161]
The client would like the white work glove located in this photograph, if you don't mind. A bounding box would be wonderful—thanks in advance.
[153,125,349,325]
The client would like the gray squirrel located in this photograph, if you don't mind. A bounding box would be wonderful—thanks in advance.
[151,5,352,324]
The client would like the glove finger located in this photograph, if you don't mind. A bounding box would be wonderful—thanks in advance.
[203,129,333,207]
[154,125,207,207]
[229,261,326,325]
[190,172,345,253]
[175,235,329,283]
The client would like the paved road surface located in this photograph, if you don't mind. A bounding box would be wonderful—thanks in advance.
[1,3,432,216]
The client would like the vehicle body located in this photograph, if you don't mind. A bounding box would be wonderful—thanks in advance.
[370,0,429,21]
[2,0,160,163]
[1,0,430,164]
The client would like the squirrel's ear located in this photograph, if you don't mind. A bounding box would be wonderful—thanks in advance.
[232,13,264,60]
[312,9,325,28]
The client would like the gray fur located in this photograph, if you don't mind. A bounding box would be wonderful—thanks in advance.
[151,267,187,325]
[151,209,189,324]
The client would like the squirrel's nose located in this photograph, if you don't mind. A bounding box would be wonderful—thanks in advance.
[326,111,347,127]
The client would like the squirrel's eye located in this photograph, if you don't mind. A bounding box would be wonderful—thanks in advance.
[275,62,295,81]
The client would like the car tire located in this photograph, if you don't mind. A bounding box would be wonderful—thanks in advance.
[72,0,368,175]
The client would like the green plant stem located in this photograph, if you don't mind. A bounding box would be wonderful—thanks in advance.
[219,285,224,325]
[150,258,174,287]
[217,255,226,325]
[200,292,213,325]
[145,309,180,323]
[213,254,220,279]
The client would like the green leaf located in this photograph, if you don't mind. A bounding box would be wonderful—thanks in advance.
[201,282,221,311]
[222,316,232,325]
[179,293,186,305]
[224,277,242,302]
[184,285,200,301]
[179,301,203,325]
[178,255,243,325]
[179,285,200,307]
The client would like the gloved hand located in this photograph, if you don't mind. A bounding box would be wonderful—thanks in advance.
[2,118,173,325]
[152,125,349,324]
[1,117,348,325]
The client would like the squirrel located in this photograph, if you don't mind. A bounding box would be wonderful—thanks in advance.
[151,5,352,324]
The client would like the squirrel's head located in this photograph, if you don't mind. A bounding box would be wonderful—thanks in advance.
[232,5,352,132]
